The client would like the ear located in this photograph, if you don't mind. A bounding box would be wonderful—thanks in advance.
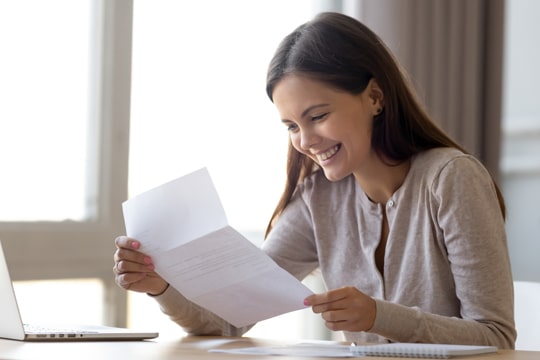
[367,79,384,114]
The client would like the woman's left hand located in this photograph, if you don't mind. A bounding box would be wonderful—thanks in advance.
[304,286,376,332]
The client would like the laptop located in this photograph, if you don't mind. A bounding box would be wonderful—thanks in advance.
[0,240,158,341]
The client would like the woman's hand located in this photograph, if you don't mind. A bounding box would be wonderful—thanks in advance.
[113,236,169,296]
[304,286,376,332]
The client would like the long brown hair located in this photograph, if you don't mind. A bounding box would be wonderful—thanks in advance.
[265,12,505,236]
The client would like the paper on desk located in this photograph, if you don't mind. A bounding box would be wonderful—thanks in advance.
[209,342,498,358]
[122,167,313,327]
[209,342,354,357]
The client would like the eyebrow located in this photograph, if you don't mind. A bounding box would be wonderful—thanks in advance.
[281,103,330,123]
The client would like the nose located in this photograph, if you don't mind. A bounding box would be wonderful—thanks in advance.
[299,127,321,152]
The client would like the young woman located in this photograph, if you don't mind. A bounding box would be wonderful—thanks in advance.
[113,12,516,348]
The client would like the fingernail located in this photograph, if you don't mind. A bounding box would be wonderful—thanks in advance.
[143,256,152,264]
[147,264,155,271]
[303,299,311,306]
[131,241,140,249]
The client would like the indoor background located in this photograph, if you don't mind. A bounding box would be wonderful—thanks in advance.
[0,0,538,350]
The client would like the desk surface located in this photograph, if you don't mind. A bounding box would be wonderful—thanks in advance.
[0,336,538,360]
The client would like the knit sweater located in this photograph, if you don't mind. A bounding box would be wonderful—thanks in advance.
[153,147,516,349]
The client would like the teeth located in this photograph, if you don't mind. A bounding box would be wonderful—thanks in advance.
[317,145,339,161]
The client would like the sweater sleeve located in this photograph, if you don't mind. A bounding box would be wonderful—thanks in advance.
[262,182,320,280]
[151,285,253,336]
[370,155,516,349]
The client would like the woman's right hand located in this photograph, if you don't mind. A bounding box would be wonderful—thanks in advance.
[113,236,169,296]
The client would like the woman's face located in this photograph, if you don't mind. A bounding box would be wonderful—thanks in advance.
[272,74,382,181]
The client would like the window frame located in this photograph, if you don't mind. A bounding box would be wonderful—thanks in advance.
[0,0,133,327]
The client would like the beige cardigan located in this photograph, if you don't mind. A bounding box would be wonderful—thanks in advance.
[154,148,516,349]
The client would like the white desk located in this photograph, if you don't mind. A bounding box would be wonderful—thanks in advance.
[0,336,538,360]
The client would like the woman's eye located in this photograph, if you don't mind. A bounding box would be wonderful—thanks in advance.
[311,113,328,121]
[286,123,298,132]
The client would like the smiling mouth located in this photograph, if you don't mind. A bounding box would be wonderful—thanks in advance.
[316,144,341,162]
